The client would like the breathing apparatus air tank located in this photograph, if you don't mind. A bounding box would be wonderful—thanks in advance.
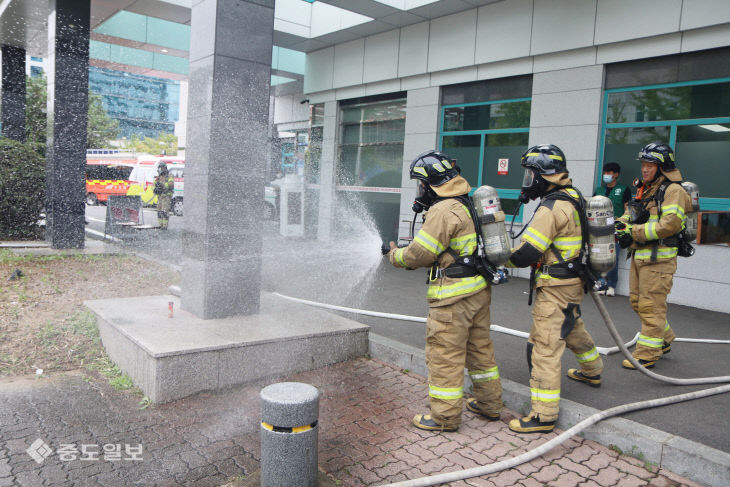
[680,181,700,241]
[472,185,511,266]
[585,195,616,274]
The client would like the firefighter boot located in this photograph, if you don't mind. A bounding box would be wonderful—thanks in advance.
[412,414,458,432]
[465,398,501,421]
[508,413,556,434]
[566,369,601,388]
[622,358,657,369]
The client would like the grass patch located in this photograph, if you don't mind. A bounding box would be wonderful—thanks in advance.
[0,248,66,265]
[0,251,177,413]
[109,375,135,391]
[37,322,63,349]
[70,311,100,344]
[86,354,142,394]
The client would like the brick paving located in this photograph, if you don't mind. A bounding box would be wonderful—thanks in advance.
[0,359,703,487]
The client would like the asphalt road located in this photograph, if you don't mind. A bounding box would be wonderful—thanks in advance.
[84,203,181,235]
[84,208,730,453]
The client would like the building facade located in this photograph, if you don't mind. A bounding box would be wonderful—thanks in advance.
[19,58,181,140]
[272,0,730,313]
[88,66,180,139]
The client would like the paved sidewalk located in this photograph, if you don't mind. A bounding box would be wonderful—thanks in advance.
[0,359,701,487]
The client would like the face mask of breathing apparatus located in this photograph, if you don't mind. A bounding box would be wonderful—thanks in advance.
[413,180,436,214]
[518,168,548,204]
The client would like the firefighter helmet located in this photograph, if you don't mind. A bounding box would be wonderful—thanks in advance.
[157,161,168,175]
[519,144,567,202]
[637,142,676,171]
[409,150,459,187]
[521,144,567,175]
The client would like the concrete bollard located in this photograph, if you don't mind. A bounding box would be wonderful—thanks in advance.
[260,382,319,487]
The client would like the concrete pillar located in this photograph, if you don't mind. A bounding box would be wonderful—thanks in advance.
[1,45,26,141]
[316,99,337,242]
[181,0,274,319]
[398,87,440,241]
[528,65,604,195]
[45,0,90,249]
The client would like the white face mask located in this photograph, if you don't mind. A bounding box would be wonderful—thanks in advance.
[602,174,614,184]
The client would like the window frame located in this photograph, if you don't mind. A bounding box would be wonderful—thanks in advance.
[438,97,531,222]
[598,77,730,211]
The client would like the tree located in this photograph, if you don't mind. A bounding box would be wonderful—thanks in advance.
[25,75,46,145]
[87,92,120,149]
[124,132,178,156]
[24,75,119,148]
[0,138,46,239]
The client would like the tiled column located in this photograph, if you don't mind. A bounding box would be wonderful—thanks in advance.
[1,45,26,141]
[45,0,90,249]
[182,0,274,319]
[528,65,604,196]
[398,87,440,240]
[316,99,337,242]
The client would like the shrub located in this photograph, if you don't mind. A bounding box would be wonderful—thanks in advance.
[0,138,45,240]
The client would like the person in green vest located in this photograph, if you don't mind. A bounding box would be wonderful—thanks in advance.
[594,162,631,296]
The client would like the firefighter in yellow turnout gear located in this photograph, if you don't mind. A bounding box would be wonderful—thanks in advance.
[387,151,503,432]
[615,142,691,369]
[506,145,603,434]
[154,162,175,230]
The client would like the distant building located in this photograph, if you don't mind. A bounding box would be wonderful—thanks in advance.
[88,66,180,140]
[21,57,181,140]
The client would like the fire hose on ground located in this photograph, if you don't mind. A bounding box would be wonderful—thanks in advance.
[272,292,730,354]
[273,291,730,486]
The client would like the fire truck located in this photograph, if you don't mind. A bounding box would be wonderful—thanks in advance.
[85,151,185,215]
[85,150,137,205]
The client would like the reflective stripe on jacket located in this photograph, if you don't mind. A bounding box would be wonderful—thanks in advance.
[511,185,584,288]
[624,176,690,261]
[389,198,487,306]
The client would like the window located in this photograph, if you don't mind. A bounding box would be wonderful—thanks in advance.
[337,97,406,241]
[85,165,133,180]
[439,77,532,221]
[600,78,730,211]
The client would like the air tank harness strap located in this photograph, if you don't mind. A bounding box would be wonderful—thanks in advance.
[428,248,479,281]
[528,264,537,306]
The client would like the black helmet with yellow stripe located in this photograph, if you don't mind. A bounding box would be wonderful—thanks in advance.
[637,142,676,171]
[519,144,567,202]
[409,150,459,187]
[520,144,567,175]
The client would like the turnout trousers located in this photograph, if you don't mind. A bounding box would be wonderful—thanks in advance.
[629,256,677,361]
[157,194,172,230]
[528,284,603,422]
[425,287,503,428]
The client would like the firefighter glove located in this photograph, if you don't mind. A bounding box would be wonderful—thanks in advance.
[614,221,632,236]
[615,221,633,249]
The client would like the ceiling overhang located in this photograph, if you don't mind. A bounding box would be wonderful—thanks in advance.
[0,0,501,81]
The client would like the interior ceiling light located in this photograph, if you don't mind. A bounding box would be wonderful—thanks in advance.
[161,48,169,53]
[698,124,730,132]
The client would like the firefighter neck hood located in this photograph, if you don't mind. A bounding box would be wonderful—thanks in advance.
[542,172,572,189]
[432,175,471,198]
[661,167,683,182]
